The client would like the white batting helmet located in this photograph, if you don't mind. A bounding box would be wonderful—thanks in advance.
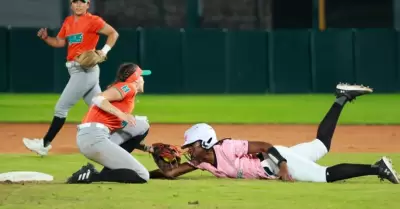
[181,123,218,149]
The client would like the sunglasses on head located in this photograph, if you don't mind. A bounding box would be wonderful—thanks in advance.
[72,0,88,3]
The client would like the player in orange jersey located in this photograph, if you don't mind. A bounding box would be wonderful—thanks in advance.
[23,0,119,156]
[66,63,153,184]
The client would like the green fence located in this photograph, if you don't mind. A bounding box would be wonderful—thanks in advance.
[1,27,399,94]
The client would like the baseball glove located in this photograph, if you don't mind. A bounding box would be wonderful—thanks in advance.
[75,50,107,69]
[151,143,182,172]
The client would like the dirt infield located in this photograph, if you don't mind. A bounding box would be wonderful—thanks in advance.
[0,123,399,154]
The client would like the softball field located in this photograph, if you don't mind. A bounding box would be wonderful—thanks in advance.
[0,94,399,209]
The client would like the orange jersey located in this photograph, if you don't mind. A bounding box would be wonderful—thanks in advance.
[57,13,105,61]
[82,82,136,131]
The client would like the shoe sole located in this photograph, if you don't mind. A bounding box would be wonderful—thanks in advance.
[336,84,373,93]
[382,156,400,184]
[22,138,51,156]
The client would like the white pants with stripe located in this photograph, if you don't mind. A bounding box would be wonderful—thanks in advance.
[261,139,329,182]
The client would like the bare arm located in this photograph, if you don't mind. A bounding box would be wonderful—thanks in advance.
[37,28,66,48]
[247,141,292,181]
[92,87,135,125]
[44,37,66,48]
[247,141,287,167]
[150,162,197,179]
[97,23,119,55]
[247,141,274,155]
[94,87,124,117]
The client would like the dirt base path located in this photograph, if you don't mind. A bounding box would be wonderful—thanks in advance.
[0,123,399,154]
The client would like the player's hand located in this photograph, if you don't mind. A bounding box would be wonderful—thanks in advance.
[119,113,136,126]
[95,50,106,58]
[37,28,48,40]
[277,162,294,182]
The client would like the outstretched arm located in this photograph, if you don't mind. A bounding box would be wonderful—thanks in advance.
[44,36,66,48]
[37,28,66,48]
[150,162,197,179]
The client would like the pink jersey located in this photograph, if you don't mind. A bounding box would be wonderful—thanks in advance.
[189,139,277,179]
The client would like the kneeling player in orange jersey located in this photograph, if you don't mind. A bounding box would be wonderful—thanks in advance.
[66,63,152,184]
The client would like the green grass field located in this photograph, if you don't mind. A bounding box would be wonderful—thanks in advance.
[0,94,399,208]
[0,154,399,209]
[0,94,400,124]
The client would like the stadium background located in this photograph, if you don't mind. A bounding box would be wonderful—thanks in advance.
[0,0,399,94]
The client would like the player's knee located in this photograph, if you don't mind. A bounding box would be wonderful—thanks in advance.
[136,118,150,135]
[139,170,150,182]
[141,119,150,132]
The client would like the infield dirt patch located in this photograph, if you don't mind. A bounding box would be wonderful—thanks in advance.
[0,123,398,154]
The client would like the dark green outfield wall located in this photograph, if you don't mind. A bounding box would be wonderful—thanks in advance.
[0,27,399,93]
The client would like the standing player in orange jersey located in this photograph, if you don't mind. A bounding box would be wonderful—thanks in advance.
[66,63,153,184]
[23,0,119,156]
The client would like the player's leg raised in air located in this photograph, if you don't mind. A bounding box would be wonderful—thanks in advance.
[268,83,399,184]
[290,82,369,161]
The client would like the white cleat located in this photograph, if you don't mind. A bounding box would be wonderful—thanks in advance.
[375,156,400,184]
[22,138,52,156]
[335,83,373,102]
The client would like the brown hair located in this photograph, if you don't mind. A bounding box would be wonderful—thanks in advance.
[108,63,138,87]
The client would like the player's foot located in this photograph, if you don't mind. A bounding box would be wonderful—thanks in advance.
[22,138,52,156]
[374,156,399,184]
[66,163,97,184]
[335,83,373,102]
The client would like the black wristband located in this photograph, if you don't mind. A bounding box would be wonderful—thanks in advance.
[267,146,287,166]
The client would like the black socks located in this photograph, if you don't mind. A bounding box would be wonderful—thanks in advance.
[316,96,347,151]
[120,130,149,153]
[43,116,66,147]
[91,169,147,183]
[326,163,379,182]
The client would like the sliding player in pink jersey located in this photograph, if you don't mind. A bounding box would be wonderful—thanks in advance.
[150,83,399,184]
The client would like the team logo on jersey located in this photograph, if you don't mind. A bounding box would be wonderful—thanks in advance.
[67,33,83,44]
[121,85,131,93]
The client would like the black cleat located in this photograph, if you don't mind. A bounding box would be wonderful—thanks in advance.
[335,83,373,102]
[66,163,97,184]
[374,156,399,184]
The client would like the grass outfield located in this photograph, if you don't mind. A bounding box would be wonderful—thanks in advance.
[0,94,400,124]
[0,153,399,209]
